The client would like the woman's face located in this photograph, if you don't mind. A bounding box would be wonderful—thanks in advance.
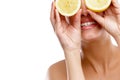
[81,0,105,42]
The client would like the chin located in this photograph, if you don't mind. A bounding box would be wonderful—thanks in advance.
[81,25,104,43]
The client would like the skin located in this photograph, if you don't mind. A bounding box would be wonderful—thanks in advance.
[48,0,120,80]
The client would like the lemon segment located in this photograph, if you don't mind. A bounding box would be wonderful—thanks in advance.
[85,0,111,12]
[55,0,81,16]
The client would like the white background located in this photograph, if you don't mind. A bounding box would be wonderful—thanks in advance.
[0,0,64,80]
[0,0,120,80]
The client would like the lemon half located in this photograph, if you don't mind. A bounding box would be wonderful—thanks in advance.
[85,0,111,12]
[55,0,81,16]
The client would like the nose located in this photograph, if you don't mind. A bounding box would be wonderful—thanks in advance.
[81,0,88,16]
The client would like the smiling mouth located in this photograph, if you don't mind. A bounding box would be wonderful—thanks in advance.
[81,21,97,30]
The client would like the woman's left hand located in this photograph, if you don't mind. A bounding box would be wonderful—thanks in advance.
[88,0,120,46]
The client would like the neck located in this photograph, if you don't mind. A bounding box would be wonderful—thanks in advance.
[82,34,115,74]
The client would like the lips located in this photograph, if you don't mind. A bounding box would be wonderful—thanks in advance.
[80,15,98,30]
[81,21,97,30]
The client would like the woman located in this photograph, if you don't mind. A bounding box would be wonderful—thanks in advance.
[48,0,120,80]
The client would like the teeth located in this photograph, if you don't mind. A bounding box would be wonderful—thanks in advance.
[81,22,96,27]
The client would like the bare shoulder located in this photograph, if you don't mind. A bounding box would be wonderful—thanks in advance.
[47,60,67,80]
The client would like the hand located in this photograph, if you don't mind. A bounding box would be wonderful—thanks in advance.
[88,0,120,38]
[50,2,82,51]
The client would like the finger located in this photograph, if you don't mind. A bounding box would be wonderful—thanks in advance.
[54,8,64,32]
[69,9,82,29]
[110,5,120,22]
[112,0,120,8]
[50,2,56,27]
[55,9,61,24]
[60,14,68,28]
[87,10,104,27]
[111,3,120,15]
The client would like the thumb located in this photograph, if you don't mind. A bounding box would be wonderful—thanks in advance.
[87,10,105,27]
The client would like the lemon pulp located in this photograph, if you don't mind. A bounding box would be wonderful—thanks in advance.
[85,0,111,12]
[56,0,81,16]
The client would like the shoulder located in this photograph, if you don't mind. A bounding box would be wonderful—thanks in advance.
[47,60,67,80]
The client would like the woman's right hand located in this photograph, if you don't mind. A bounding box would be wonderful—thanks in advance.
[50,2,82,52]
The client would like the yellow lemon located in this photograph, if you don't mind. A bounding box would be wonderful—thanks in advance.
[55,0,81,16]
[85,0,111,12]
